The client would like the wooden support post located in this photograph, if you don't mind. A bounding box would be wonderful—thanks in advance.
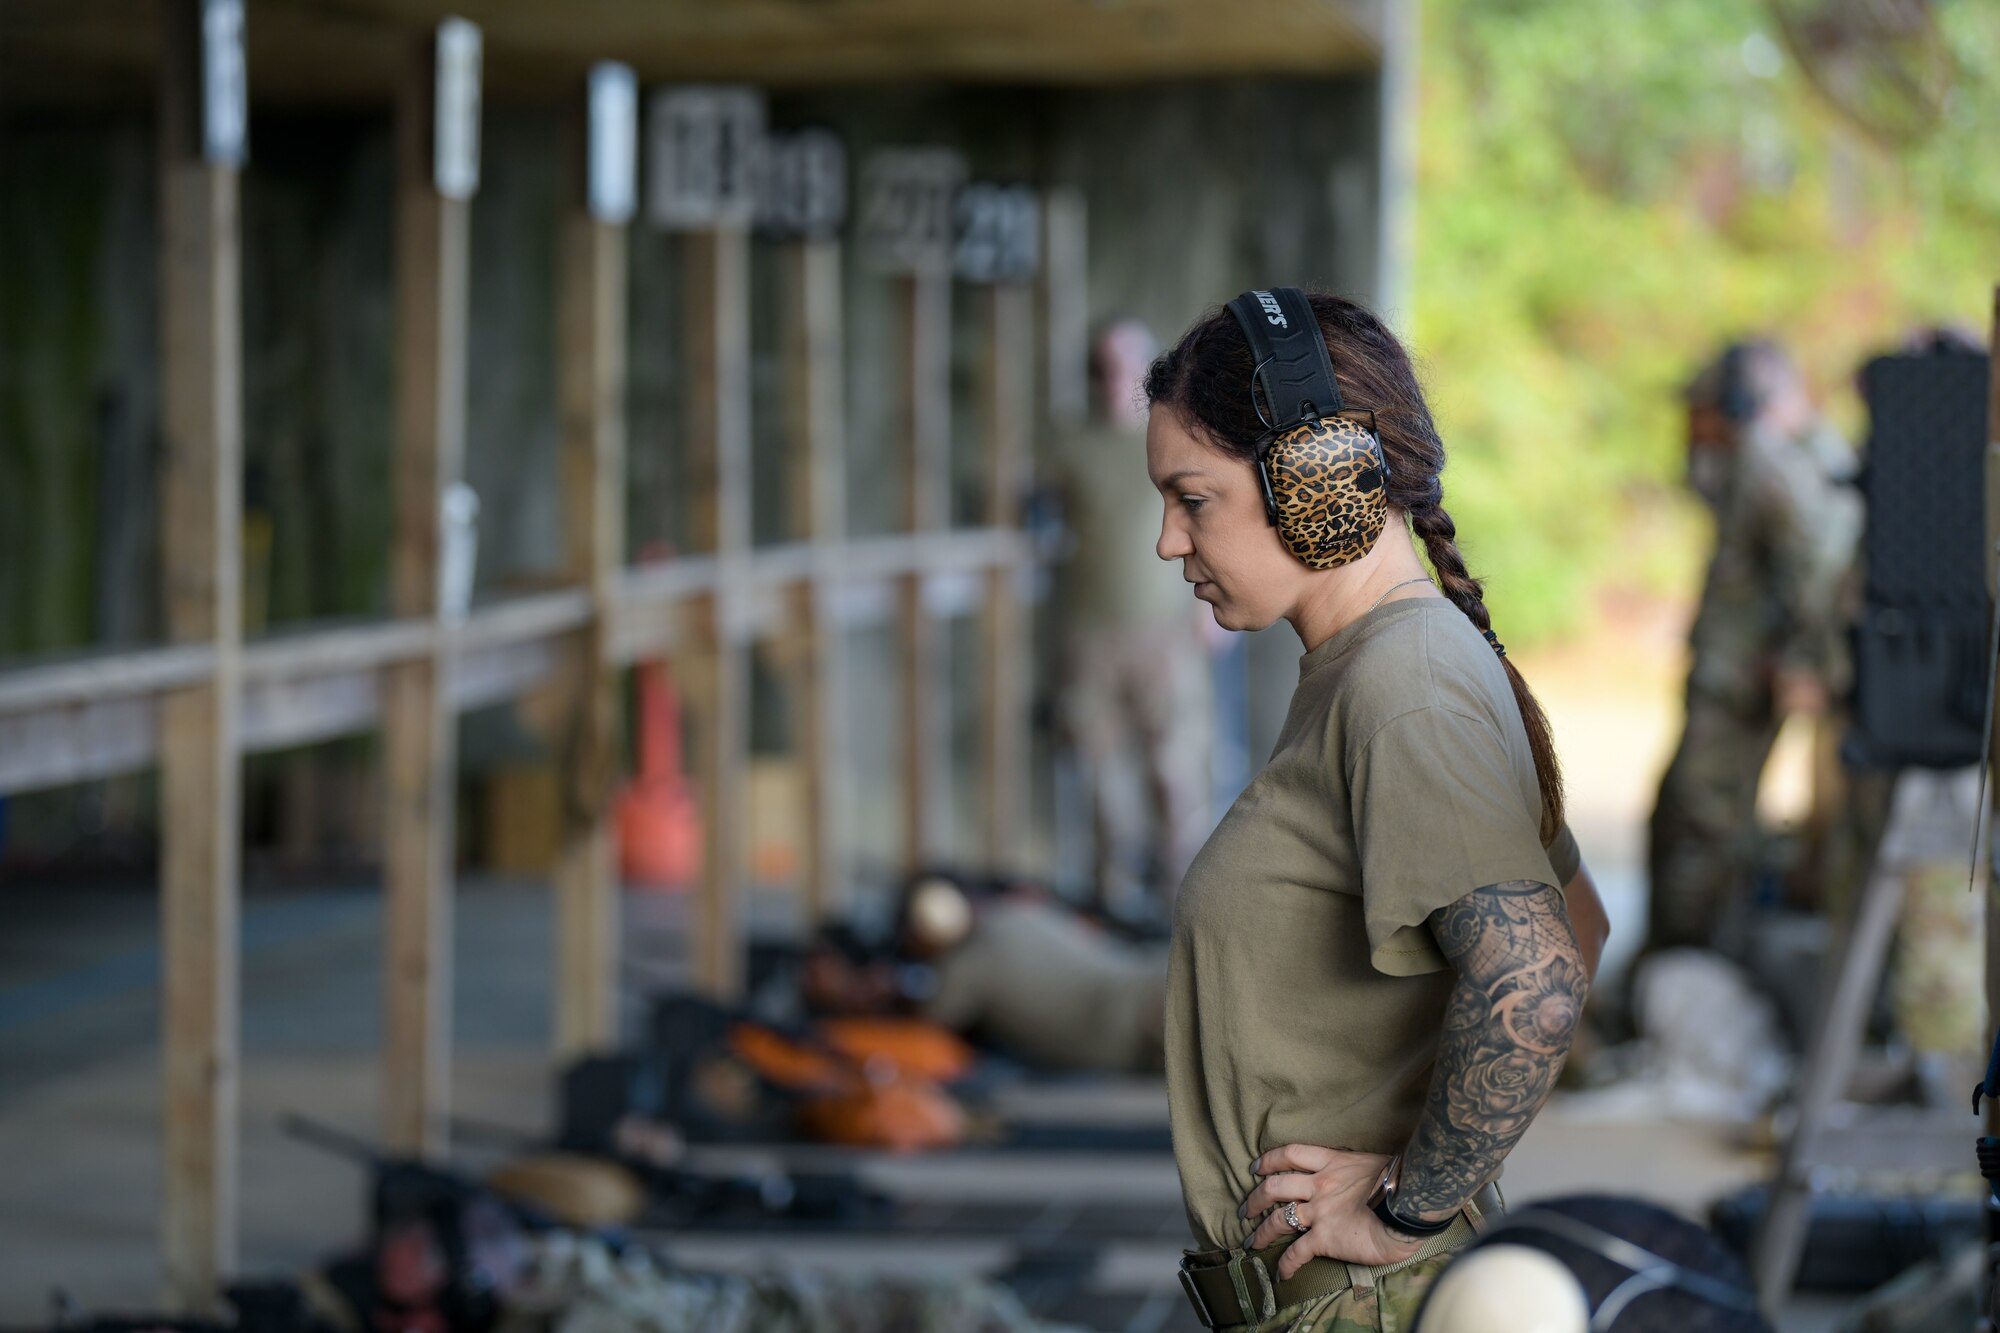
[383,21,478,1157]
[683,226,751,997]
[978,281,1033,867]
[552,65,633,1056]
[897,270,953,870]
[782,237,849,921]
[158,0,245,1308]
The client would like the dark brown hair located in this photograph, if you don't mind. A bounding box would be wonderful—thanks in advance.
[1144,291,1565,844]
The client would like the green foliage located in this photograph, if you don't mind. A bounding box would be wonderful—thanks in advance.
[1412,0,1999,645]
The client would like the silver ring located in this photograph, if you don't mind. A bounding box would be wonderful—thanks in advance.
[1283,1201,1306,1233]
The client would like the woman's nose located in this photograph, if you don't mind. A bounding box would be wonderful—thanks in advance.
[1157,512,1192,562]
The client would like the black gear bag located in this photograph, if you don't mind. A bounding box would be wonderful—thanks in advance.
[1846,347,1992,770]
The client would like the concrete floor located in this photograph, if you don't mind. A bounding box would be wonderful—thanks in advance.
[0,879,570,1314]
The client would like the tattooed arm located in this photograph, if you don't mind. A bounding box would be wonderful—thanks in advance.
[1390,879,1589,1229]
[1238,878,1589,1273]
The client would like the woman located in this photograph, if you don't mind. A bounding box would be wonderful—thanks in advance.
[1147,289,1610,1332]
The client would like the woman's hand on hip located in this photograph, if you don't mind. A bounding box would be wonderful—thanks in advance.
[1240,1143,1426,1278]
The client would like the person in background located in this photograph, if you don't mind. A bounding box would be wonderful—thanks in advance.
[800,870,1169,1075]
[1056,319,1213,921]
[1646,340,1862,956]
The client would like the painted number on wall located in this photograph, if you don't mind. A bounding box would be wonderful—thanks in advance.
[756,129,848,240]
[860,149,965,273]
[953,183,1040,284]
[647,86,767,230]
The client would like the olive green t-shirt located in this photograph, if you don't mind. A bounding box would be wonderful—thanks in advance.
[1164,598,1581,1251]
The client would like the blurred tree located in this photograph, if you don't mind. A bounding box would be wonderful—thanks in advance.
[1768,0,1957,148]
[1411,0,1998,643]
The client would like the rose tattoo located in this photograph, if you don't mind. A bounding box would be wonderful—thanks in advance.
[1392,880,1588,1228]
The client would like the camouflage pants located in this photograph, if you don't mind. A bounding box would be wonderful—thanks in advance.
[1646,688,1781,952]
[1214,1255,1454,1333]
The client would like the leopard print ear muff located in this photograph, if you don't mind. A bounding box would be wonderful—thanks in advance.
[1224,288,1392,570]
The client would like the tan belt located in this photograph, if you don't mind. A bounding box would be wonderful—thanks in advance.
[1176,1182,1501,1330]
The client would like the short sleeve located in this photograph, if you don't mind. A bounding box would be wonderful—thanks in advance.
[1351,706,1566,977]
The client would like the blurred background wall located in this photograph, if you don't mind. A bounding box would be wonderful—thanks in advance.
[0,70,1388,874]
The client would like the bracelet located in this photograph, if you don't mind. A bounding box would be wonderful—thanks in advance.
[1364,1153,1458,1239]
[1370,1196,1456,1239]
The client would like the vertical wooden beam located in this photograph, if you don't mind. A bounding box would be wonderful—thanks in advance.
[382,22,477,1157]
[1040,189,1089,433]
[782,237,849,920]
[684,231,751,557]
[683,226,751,996]
[158,0,244,1309]
[978,282,1033,868]
[553,65,633,1056]
[897,271,952,871]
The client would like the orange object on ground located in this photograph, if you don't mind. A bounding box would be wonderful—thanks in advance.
[617,659,701,888]
[795,1075,968,1154]
[720,1017,971,1151]
[818,1017,977,1083]
[728,1022,849,1092]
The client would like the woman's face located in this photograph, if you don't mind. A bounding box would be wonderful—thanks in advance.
[1146,406,1307,632]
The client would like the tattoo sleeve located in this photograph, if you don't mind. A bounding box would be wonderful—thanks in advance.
[1394,879,1588,1226]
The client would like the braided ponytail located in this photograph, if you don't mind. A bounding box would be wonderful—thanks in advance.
[1411,503,1564,844]
[1147,291,1567,845]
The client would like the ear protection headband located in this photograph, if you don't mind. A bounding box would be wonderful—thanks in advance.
[1416,1208,1764,1333]
[1223,287,1392,570]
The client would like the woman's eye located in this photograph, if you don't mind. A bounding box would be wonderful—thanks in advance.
[1181,495,1206,513]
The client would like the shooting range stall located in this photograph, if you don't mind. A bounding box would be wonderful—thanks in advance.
[0,0,1407,1312]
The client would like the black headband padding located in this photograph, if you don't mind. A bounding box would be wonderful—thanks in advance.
[1225,287,1345,428]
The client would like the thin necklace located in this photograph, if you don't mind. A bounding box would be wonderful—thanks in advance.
[1364,576,1435,616]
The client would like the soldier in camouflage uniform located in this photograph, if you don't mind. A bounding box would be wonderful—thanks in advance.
[1646,341,1863,954]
